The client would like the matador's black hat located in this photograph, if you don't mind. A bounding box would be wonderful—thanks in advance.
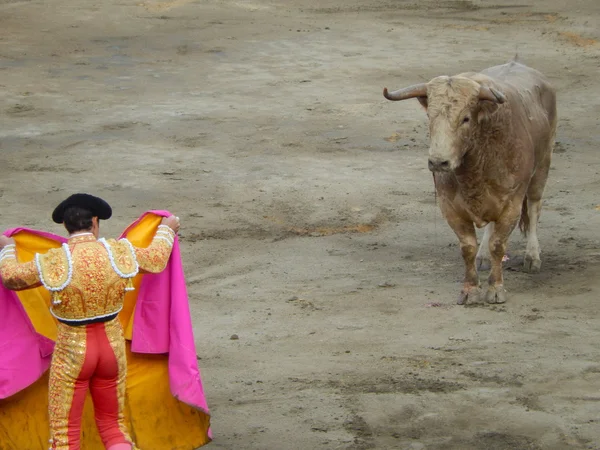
[52,193,112,224]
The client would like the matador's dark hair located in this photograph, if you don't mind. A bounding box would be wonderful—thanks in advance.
[63,207,94,234]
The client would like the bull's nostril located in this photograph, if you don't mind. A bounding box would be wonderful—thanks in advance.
[428,158,451,172]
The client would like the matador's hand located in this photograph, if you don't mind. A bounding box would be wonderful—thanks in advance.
[0,235,15,249]
[161,215,180,233]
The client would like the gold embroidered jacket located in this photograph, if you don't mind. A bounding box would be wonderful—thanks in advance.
[0,225,176,322]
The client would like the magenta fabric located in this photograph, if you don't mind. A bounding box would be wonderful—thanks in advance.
[0,213,211,422]
[0,288,54,398]
[120,210,211,416]
[0,227,65,399]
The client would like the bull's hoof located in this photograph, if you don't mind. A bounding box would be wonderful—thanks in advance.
[485,285,507,304]
[476,255,491,271]
[458,286,483,305]
[523,255,542,274]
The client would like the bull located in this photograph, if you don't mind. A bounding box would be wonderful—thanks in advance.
[383,58,557,304]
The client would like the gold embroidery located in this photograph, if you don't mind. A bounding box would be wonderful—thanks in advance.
[50,236,129,321]
[0,257,40,290]
[3,229,173,321]
[37,247,70,290]
[135,227,175,274]
[48,322,86,449]
[104,239,139,277]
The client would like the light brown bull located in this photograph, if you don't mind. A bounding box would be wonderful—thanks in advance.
[383,58,557,304]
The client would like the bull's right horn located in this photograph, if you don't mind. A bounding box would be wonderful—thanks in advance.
[478,85,507,104]
[383,83,428,101]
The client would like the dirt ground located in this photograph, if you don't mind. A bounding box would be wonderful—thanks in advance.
[1,0,600,449]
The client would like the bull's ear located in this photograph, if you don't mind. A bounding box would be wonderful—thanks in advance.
[417,96,428,111]
[476,101,499,123]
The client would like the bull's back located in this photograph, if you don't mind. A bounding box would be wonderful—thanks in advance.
[482,61,549,90]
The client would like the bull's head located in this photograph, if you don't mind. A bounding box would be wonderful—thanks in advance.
[383,76,506,172]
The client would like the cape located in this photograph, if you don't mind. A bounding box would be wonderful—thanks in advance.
[0,210,211,449]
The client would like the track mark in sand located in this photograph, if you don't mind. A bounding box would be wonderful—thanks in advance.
[343,414,375,450]
[140,0,270,12]
[182,227,273,242]
[443,24,490,31]
[6,104,35,115]
[286,375,464,395]
[543,13,560,23]
[515,394,544,412]
[263,216,379,237]
[461,370,524,387]
[101,121,139,131]
[228,1,271,11]
[421,11,561,25]
[182,217,381,242]
[384,132,404,143]
[355,376,464,395]
[471,432,541,450]
[62,140,86,150]
[438,0,479,10]
[558,32,598,48]
[289,223,376,237]
[286,296,322,311]
[443,431,543,449]
[138,0,195,13]
[22,165,84,174]
[174,133,209,147]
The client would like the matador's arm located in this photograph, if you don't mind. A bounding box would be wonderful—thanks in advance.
[134,225,177,274]
[0,244,42,291]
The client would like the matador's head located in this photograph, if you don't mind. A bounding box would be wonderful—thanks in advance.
[52,193,112,237]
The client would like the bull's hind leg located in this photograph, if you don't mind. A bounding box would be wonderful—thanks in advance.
[476,223,493,271]
[524,161,551,274]
[524,197,542,273]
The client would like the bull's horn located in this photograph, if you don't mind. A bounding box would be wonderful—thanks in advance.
[383,83,428,101]
[478,85,507,104]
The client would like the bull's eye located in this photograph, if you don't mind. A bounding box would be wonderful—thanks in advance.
[462,116,470,124]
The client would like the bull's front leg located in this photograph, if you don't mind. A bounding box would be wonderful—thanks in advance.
[486,201,522,303]
[458,229,482,305]
[443,209,481,305]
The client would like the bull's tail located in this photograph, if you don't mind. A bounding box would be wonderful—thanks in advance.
[518,196,530,236]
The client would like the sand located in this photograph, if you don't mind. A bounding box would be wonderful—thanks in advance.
[1,0,600,448]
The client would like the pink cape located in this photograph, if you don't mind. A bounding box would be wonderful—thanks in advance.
[0,210,211,423]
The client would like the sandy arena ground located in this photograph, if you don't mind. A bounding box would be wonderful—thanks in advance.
[1,0,600,449]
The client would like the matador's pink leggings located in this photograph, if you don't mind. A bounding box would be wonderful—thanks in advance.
[49,320,134,450]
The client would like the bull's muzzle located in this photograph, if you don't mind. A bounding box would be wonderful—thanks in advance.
[428,157,451,172]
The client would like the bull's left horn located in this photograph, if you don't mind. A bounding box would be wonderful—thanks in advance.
[478,85,507,104]
[383,83,428,101]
